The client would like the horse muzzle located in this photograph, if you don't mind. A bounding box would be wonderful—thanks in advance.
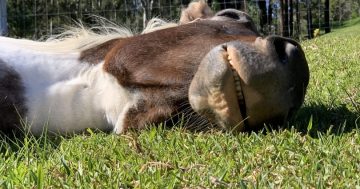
[188,36,309,132]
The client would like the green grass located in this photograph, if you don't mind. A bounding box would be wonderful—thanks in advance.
[1,22,360,188]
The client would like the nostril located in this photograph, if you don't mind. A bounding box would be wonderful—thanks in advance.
[280,57,288,64]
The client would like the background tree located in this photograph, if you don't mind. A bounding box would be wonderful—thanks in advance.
[0,0,7,36]
[280,0,289,37]
[306,0,313,38]
[324,0,330,33]
[257,0,267,33]
[288,0,293,36]
[295,0,300,37]
[140,0,154,28]
[255,0,273,35]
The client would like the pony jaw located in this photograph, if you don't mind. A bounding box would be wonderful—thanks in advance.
[188,43,249,132]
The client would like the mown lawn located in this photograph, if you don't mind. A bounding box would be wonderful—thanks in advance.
[1,21,359,188]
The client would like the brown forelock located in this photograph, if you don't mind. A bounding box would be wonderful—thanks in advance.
[103,19,259,130]
[79,38,123,64]
[0,60,26,134]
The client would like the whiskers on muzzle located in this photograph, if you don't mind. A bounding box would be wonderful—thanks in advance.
[163,101,221,132]
[164,101,252,133]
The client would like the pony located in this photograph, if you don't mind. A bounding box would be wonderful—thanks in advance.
[0,8,309,135]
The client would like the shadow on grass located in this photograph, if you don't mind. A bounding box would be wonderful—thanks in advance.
[0,128,110,155]
[1,103,359,154]
[0,131,63,155]
[289,103,360,136]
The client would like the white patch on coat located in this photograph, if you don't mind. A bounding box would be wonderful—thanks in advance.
[0,18,178,135]
[0,40,139,135]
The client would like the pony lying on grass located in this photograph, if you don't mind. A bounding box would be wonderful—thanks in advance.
[0,8,309,136]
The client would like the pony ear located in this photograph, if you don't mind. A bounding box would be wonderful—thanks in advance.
[267,36,307,67]
[212,9,258,33]
[213,9,252,22]
[179,0,214,24]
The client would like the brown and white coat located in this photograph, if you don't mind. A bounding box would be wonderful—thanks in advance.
[0,9,309,135]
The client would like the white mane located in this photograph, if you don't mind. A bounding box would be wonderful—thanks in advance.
[142,18,178,34]
[0,17,178,53]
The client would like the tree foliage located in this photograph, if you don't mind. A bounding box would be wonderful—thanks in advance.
[331,0,360,24]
